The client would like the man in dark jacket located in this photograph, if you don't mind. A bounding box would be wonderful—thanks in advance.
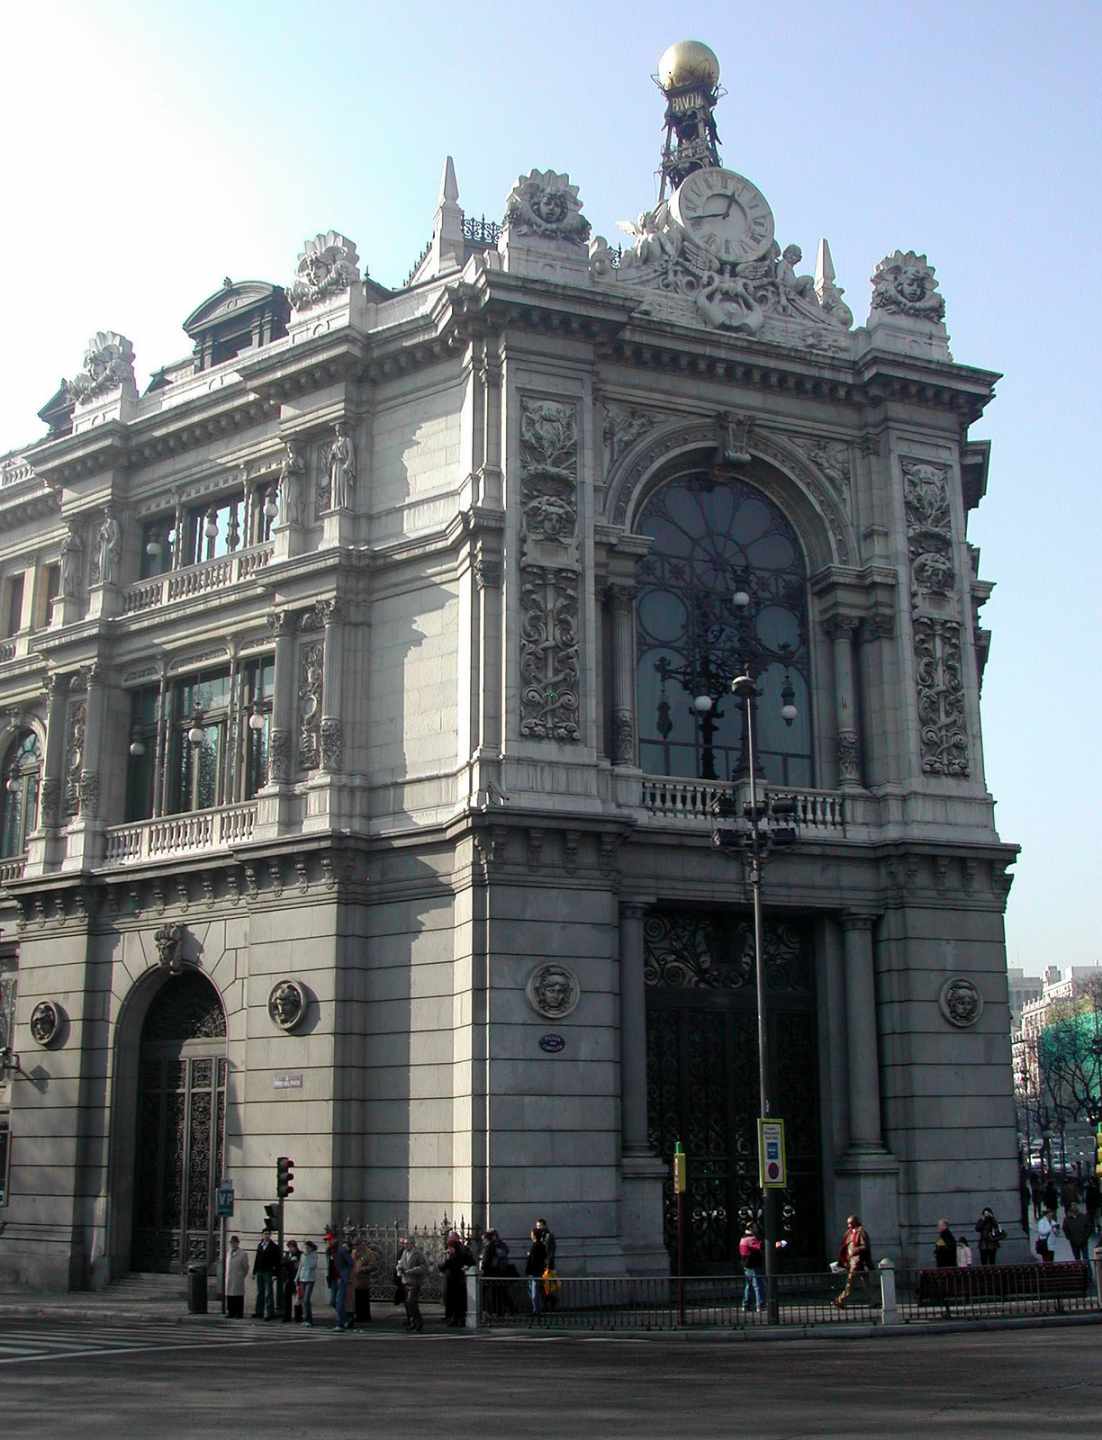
[934,1219,957,1267]
[1063,1202,1093,1263]
[253,1228,280,1319]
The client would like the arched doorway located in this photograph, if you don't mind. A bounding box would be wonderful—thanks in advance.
[131,971,227,1273]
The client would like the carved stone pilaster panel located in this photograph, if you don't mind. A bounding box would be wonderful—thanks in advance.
[319,718,343,772]
[64,699,86,818]
[612,710,635,766]
[520,397,578,552]
[902,457,954,604]
[268,728,291,785]
[914,616,968,776]
[520,566,579,741]
[836,730,860,784]
[298,641,324,771]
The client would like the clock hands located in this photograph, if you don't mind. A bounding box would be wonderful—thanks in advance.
[695,194,739,222]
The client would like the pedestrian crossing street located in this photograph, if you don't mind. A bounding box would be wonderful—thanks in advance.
[0,1319,336,1365]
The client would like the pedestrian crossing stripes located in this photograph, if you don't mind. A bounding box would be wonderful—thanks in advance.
[0,1320,337,1365]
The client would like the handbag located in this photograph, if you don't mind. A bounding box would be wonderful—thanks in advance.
[541,1267,561,1297]
[1035,1238,1046,1255]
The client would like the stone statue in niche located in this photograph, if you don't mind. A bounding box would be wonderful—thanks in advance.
[327,423,356,512]
[96,505,121,587]
[278,440,305,527]
[268,979,307,1032]
[59,525,82,599]
[525,962,581,1020]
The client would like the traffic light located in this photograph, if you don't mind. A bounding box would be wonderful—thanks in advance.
[711,828,740,849]
[1095,1125,1102,1179]
[276,1155,295,1199]
[769,798,799,848]
[263,1203,280,1230]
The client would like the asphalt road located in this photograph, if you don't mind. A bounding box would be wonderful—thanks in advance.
[0,1317,1099,1438]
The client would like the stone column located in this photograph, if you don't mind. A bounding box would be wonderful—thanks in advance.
[474,544,503,762]
[619,899,668,1273]
[841,912,883,1150]
[39,673,70,830]
[78,662,106,822]
[480,346,503,509]
[319,600,344,773]
[825,615,863,788]
[608,582,637,767]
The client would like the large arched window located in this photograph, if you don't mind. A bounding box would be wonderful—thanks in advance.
[0,729,40,857]
[635,470,813,785]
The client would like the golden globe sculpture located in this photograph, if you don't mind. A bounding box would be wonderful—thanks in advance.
[657,40,721,92]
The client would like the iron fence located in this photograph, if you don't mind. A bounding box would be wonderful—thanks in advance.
[893,1261,1097,1323]
[480,1270,877,1330]
[332,1215,479,1305]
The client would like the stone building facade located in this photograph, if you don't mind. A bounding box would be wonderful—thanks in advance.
[0,44,1019,1289]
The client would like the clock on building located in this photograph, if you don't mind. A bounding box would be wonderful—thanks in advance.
[669,168,775,264]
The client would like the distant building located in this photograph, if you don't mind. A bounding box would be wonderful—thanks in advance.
[1007,967,1043,1031]
[0,39,1020,1289]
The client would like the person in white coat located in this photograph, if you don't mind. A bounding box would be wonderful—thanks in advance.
[224,1236,250,1319]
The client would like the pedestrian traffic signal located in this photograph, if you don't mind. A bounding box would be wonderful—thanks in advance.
[276,1155,295,1199]
[263,1203,280,1229]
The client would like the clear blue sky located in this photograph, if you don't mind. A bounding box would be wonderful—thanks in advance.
[3,0,1099,972]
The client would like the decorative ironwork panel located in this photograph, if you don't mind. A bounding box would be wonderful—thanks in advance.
[186,1092,213,1229]
[645,907,822,1269]
[143,972,226,1042]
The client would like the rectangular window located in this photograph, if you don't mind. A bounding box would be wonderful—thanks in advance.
[140,518,176,579]
[242,656,274,800]
[125,686,159,822]
[182,495,244,568]
[169,667,231,814]
[0,1115,9,1206]
[4,575,24,638]
[41,564,60,627]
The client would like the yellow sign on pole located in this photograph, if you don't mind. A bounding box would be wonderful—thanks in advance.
[673,1140,686,1194]
[758,1118,787,1189]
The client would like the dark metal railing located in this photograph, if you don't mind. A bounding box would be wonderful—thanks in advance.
[463,215,502,245]
[894,1262,1095,1322]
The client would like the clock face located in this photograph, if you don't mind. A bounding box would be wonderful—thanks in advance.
[670,169,775,264]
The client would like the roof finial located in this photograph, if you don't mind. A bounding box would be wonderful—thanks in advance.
[439,156,459,206]
[814,239,835,293]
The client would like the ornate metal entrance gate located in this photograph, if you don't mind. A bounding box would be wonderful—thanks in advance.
[132,972,227,1273]
[644,909,822,1269]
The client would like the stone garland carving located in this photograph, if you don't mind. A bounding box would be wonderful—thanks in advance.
[39,777,60,828]
[268,728,291,784]
[319,718,343,771]
[287,231,361,310]
[870,250,945,323]
[786,435,852,501]
[526,963,581,1019]
[504,171,590,245]
[903,458,954,600]
[64,698,86,818]
[938,975,983,1028]
[298,640,324,770]
[914,616,968,776]
[269,979,307,1032]
[519,397,582,743]
[520,567,580,741]
[65,332,135,405]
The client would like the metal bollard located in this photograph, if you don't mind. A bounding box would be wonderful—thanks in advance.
[1092,1246,1102,1300]
[187,1262,209,1315]
[465,1267,480,1329]
[878,1257,898,1325]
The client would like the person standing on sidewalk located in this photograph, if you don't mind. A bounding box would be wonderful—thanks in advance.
[281,1240,302,1322]
[975,1208,1004,1266]
[525,1228,548,1316]
[1063,1203,1092,1263]
[332,1236,354,1330]
[296,1240,319,1327]
[934,1219,957,1268]
[224,1236,250,1319]
[396,1236,428,1332]
[1036,1208,1060,1263]
[534,1217,557,1270]
[738,1222,765,1312]
[253,1228,280,1319]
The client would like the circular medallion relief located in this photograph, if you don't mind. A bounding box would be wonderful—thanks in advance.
[268,980,307,1032]
[30,1000,63,1047]
[526,963,581,1020]
[938,976,983,1029]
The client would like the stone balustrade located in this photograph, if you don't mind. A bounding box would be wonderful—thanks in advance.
[0,855,25,886]
[103,802,257,865]
[122,543,275,615]
[639,774,847,833]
